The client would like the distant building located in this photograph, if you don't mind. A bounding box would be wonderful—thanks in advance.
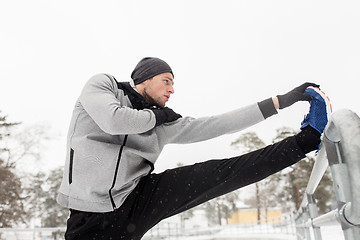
[227,208,282,224]
[157,208,209,229]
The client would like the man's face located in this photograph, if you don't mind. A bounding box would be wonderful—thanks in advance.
[141,72,174,107]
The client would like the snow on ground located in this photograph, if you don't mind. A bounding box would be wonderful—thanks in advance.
[315,225,345,240]
[164,225,345,240]
[0,224,348,239]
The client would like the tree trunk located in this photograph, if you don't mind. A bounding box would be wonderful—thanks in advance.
[256,183,261,224]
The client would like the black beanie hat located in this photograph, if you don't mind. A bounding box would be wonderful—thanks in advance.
[131,57,173,85]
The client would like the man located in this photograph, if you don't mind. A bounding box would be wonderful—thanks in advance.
[57,57,331,240]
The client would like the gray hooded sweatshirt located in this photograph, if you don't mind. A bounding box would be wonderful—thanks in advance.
[57,73,277,212]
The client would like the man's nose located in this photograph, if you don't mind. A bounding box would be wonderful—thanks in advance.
[168,86,174,94]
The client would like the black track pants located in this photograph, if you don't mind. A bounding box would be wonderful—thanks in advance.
[65,136,306,240]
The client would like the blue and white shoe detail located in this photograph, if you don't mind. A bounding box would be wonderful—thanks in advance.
[300,86,332,134]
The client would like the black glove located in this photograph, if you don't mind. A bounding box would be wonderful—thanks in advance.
[151,107,182,126]
[277,82,320,109]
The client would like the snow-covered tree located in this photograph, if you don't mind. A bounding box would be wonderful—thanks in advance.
[0,111,25,228]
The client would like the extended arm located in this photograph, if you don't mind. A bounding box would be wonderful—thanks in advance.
[160,82,317,144]
[161,102,266,144]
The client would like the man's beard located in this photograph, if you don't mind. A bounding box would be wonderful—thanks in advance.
[143,89,164,108]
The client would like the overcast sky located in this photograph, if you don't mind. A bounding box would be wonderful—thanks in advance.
[1,0,359,173]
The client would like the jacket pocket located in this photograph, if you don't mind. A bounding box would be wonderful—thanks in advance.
[69,148,74,184]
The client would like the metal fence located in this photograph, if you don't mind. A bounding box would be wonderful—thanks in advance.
[143,214,295,239]
[295,109,360,240]
[0,227,65,240]
[0,215,295,240]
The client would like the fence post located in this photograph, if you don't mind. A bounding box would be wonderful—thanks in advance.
[295,212,305,239]
[307,193,322,240]
[301,207,312,240]
[323,109,360,239]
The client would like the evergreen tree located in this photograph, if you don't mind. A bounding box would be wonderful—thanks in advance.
[0,111,25,227]
[231,132,268,223]
[271,127,303,212]
[28,167,69,227]
[231,132,266,153]
[243,174,281,223]
[203,192,239,226]
[271,127,335,214]
[231,127,335,219]
[42,167,68,227]
[0,158,27,227]
[281,154,334,214]
[27,172,47,225]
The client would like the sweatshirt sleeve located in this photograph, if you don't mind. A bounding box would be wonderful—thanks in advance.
[257,97,278,119]
[161,103,267,144]
[79,74,157,135]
